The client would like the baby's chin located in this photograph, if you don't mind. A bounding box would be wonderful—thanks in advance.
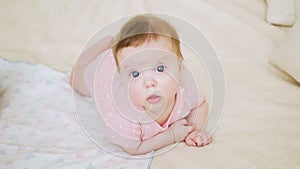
[143,105,166,121]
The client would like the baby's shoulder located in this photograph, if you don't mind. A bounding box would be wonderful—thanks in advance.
[180,67,204,108]
[180,67,198,94]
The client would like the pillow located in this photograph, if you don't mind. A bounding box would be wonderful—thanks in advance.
[266,0,296,26]
[269,6,300,83]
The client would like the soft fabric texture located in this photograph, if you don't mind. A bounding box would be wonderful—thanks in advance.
[269,18,300,82]
[84,49,204,148]
[269,2,300,83]
[1,0,300,169]
[266,0,296,26]
[0,59,151,169]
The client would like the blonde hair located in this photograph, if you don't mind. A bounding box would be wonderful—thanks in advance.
[112,14,183,68]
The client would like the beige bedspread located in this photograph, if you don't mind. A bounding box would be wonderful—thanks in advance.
[1,0,299,168]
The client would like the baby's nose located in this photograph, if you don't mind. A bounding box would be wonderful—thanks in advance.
[142,70,157,88]
[144,76,157,88]
[144,78,157,88]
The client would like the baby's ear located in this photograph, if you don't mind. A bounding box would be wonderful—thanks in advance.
[178,61,183,72]
[177,62,184,82]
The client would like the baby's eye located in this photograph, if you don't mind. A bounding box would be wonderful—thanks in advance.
[156,65,165,72]
[131,71,140,78]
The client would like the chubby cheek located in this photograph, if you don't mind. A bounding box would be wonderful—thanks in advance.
[158,75,179,99]
[128,81,145,106]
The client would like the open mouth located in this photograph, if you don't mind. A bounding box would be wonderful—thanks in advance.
[147,95,161,104]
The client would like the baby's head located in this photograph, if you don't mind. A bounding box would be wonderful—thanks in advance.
[112,15,184,117]
[112,14,183,68]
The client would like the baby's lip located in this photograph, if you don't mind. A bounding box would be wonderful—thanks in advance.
[147,94,161,104]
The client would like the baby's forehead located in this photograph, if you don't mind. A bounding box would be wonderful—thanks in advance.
[119,49,178,69]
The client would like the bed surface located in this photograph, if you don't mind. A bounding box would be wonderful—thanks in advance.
[1,0,300,169]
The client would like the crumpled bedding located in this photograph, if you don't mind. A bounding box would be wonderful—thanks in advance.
[0,59,151,169]
[1,0,300,169]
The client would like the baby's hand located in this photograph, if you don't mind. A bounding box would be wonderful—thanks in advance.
[185,130,212,147]
[168,119,195,143]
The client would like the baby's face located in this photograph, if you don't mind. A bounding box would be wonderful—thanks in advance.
[117,37,182,115]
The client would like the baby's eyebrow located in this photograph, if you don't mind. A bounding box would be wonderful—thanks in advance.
[122,64,132,71]
[157,56,171,62]
[159,57,169,61]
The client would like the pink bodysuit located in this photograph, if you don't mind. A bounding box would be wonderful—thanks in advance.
[84,49,204,149]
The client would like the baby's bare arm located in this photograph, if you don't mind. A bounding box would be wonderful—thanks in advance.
[186,100,208,131]
[70,36,113,96]
[185,100,212,146]
[123,119,194,155]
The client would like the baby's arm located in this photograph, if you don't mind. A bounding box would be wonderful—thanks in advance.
[185,100,212,146]
[70,36,113,96]
[123,119,194,155]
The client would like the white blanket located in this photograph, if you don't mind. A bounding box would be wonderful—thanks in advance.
[0,59,151,169]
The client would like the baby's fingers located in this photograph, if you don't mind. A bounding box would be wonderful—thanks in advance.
[185,135,196,146]
[204,133,212,145]
[196,132,212,146]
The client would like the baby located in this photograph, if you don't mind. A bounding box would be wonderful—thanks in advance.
[70,15,212,155]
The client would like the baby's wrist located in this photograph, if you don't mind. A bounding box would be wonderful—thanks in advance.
[192,123,203,132]
[194,128,203,133]
[168,128,175,143]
